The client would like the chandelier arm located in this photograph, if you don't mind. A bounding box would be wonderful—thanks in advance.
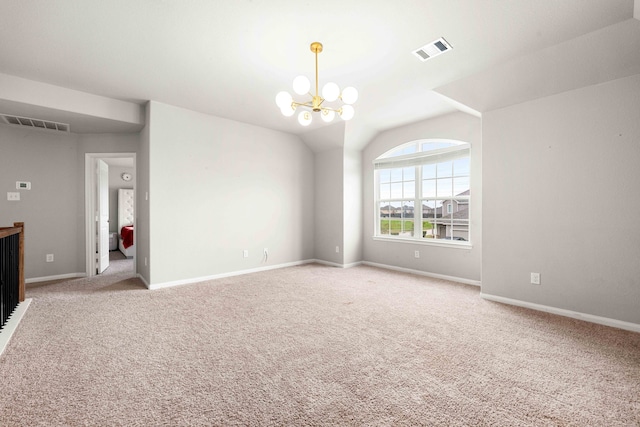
[292,100,314,109]
[321,106,340,113]
[322,107,342,115]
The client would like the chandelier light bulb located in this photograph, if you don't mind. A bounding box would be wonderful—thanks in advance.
[321,109,335,123]
[281,105,295,117]
[322,82,340,102]
[341,86,358,105]
[298,110,312,126]
[275,91,293,109]
[340,105,355,121]
[292,75,311,95]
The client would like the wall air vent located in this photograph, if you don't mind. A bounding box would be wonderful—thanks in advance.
[413,37,452,62]
[1,114,70,133]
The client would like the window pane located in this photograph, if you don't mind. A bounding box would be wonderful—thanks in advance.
[455,200,470,212]
[390,201,402,217]
[437,161,453,178]
[401,201,415,236]
[379,169,391,184]
[421,200,436,219]
[380,183,390,200]
[422,219,434,238]
[380,142,418,158]
[437,178,453,197]
[423,164,436,179]
[401,201,414,219]
[400,145,417,156]
[403,167,415,181]
[391,182,402,198]
[422,179,436,197]
[390,200,414,237]
[388,202,403,235]
[390,168,402,182]
[380,202,391,217]
[453,158,470,177]
[453,177,470,196]
[449,218,470,241]
[379,202,391,235]
[421,141,457,152]
[430,200,445,238]
[384,201,414,236]
[403,181,415,198]
[421,200,437,238]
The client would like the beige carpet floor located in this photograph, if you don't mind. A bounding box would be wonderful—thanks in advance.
[0,259,638,426]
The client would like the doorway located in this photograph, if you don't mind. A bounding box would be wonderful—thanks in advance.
[85,153,136,277]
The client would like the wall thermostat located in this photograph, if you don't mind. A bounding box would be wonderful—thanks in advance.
[16,181,31,190]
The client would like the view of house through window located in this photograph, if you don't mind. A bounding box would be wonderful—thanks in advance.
[374,139,470,243]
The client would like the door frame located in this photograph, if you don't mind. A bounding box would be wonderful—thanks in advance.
[84,152,136,277]
[97,159,110,274]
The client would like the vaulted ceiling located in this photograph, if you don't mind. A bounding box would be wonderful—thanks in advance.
[0,0,638,151]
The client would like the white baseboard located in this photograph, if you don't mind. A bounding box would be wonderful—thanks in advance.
[26,273,85,284]
[147,259,318,290]
[144,259,476,290]
[313,259,363,269]
[481,293,640,333]
[0,299,32,356]
[361,261,481,287]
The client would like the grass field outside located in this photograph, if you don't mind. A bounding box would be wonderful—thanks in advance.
[381,219,433,235]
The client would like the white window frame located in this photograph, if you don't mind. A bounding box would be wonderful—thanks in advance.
[373,139,471,248]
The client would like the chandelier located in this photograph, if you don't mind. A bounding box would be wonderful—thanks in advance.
[275,42,358,126]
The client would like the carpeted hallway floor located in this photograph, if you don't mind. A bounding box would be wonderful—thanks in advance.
[0,261,638,426]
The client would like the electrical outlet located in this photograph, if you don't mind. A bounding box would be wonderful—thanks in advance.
[243,250,249,258]
[414,250,420,258]
[531,272,541,285]
[7,192,20,201]
[46,254,54,263]
[335,246,340,253]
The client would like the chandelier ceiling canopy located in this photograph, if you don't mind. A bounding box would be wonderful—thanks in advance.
[275,42,358,126]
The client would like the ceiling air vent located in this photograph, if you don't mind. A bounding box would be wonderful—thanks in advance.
[1,114,70,133]
[413,37,452,62]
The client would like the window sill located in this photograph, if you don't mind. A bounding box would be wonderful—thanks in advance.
[372,236,473,249]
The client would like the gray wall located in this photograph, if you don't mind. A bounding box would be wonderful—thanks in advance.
[0,124,80,279]
[482,73,640,324]
[146,101,315,285]
[137,103,151,283]
[362,112,482,282]
[343,148,363,265]
[314,147,345,264]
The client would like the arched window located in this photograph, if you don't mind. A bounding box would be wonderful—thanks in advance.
[374,139,471,244]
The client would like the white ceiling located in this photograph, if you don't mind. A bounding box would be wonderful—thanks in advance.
[0,0,637,151]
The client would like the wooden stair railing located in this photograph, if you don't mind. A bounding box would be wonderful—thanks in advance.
[0,222,25,330]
